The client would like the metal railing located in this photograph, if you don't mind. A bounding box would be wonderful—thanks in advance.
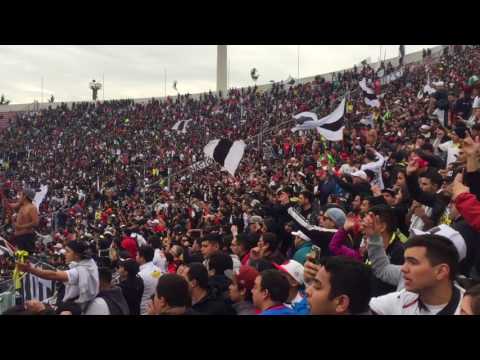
[0,253,58,314]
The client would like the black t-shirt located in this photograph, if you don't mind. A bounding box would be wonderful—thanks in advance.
[192,292,230,315]
[451,219,480,276]
[432,90,449,110]
[454,97,473,119]
[119,276,144,316]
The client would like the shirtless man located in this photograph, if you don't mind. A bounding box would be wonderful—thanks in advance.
[10,188,39,253]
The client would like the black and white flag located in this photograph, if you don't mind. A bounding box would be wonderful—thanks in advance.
[359,78,381,108]
[203,139,246,176]
[21,270,56,303]
[33,185,48,211]
[171,119,192,134]
[379,69,404,86]
[417,84,436,99]
[417,74,436,99]
[291,98,346,141]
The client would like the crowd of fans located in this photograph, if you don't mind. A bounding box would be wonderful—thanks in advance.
[1,45,480,315]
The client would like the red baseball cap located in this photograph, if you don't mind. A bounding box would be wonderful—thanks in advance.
[226,266,259,291]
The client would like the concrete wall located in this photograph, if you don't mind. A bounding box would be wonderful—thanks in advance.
[0,45,446,114]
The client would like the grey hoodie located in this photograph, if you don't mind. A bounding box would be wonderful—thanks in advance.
[367,234,404,291]
[66,258,100,306]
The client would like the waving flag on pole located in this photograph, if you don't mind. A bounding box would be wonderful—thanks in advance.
[204,139,246,176]
[293,111,319,123]
[379,69,404,86]
[33,185,48,211]
[172,119,192,134]
[359,78,381,108]
[291,98,346,141]
[417,73,436,99]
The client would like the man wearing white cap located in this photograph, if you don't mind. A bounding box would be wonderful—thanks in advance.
[370,231,465,315]
[274,260,309,315]
[291,230,313,265]
[334,170,372,200]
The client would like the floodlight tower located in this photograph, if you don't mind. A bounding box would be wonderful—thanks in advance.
[89,79,102,101]
[217,45,228,95]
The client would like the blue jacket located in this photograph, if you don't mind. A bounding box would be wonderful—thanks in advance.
[291,295,310,315]
[260,305,297,316]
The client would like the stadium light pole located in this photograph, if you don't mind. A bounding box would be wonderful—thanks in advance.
[217,45,228,95]
[297,45,300,82]
[164,68,167,98]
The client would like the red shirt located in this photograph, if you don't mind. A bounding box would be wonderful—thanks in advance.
[101,212,109,224]
[295,143,303,154]
[153,225,166,233]
[241,253,250,266]
[121,236,138,259]
[167,262,177,274]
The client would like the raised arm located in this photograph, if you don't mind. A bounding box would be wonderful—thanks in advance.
[361,150,385,172]
[367,234,402,287]
[329,227,362,260]
[406,159,437,208]
[15,262,68,282]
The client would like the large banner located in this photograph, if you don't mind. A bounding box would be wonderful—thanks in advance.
[21,265,56,303]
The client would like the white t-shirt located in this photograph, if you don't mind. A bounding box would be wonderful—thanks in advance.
[369,284,464,315]
[84,298,110,315]
[138,261,162,315]
[473,96,480,109]
[438,140,460,168]
[231,254,241,273]
[153,249,167,273]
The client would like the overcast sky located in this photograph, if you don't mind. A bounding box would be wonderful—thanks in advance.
[0,45,437,104]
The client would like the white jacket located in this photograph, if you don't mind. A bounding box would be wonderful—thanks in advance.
[138,262,162,315]
[370,283,464,315]
[361,150,385,189]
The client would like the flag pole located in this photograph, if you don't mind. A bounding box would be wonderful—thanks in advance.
[102,73,105,101]
[297,45,300,82]
[164,68,167,98]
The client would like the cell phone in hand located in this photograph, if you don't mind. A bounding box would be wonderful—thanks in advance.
[307,245,322,265]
